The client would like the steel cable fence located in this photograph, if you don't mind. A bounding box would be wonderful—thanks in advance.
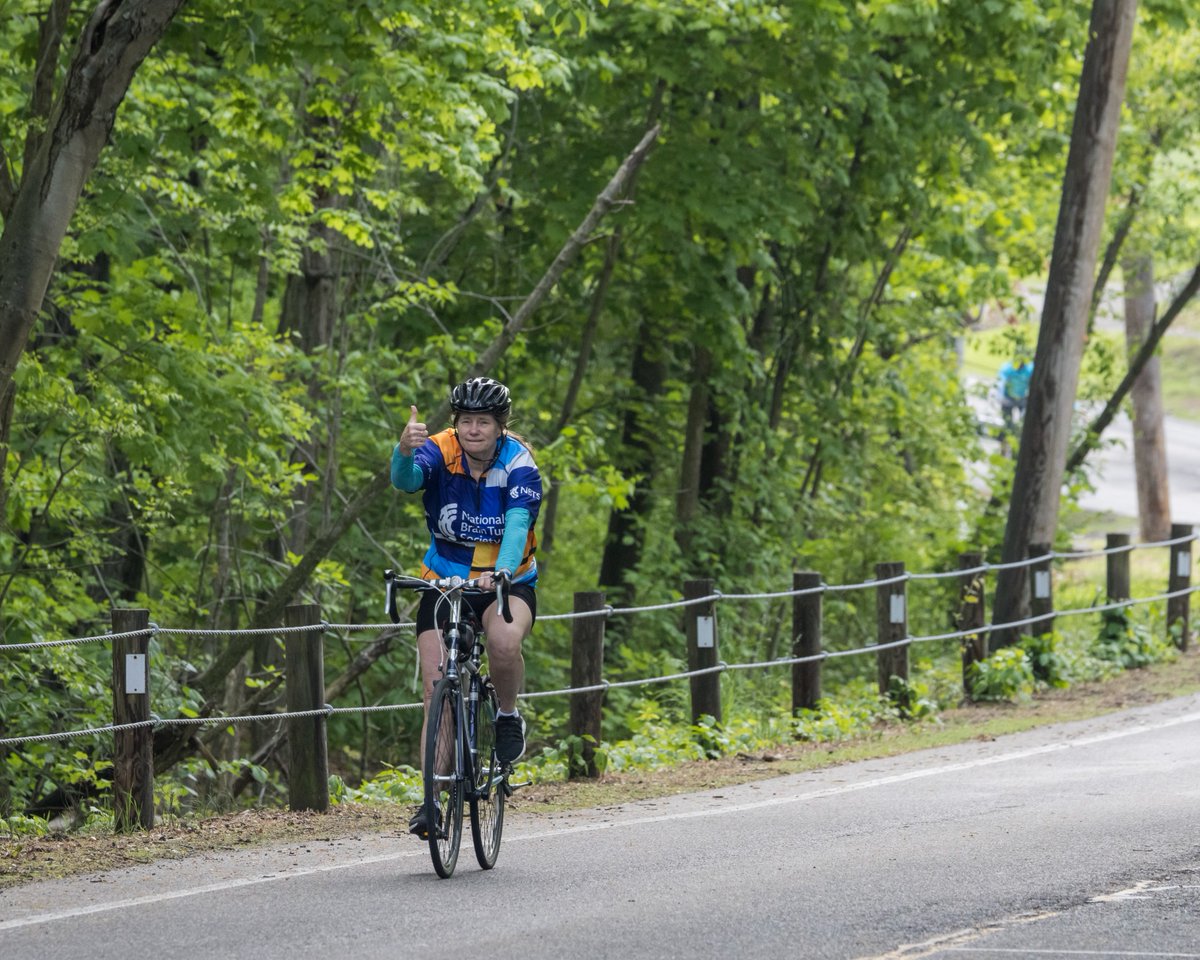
[3,541,1196,748]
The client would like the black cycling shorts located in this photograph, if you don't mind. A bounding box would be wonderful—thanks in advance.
[416,582,537,634]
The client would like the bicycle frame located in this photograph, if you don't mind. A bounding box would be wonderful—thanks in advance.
[383,568,512,876]
[383,570,503,799]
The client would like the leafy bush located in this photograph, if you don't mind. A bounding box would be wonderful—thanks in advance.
[331,763,422,805]
[793,679,897,740]
[1019,631,1071,688]
[967,646,1036,702]
[1094,610,1177,669]
[2,813,54,839]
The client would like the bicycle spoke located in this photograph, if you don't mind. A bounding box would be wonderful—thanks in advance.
[470,679,505,869]
[425,678,464,878]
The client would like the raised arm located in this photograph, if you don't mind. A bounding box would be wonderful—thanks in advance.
[391,405,427,492]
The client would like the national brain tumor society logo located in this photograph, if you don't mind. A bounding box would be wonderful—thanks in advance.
[437,502,459,540]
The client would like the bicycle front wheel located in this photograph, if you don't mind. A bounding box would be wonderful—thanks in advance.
[425,677,464,878]
[469,679,505,869]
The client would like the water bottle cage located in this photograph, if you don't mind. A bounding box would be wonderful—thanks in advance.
[444,621,476,662]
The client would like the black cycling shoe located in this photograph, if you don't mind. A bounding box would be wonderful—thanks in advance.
[495,713,526,764]
[408,802,442,839]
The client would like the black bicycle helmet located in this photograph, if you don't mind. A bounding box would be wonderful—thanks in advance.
[450,377,511,417]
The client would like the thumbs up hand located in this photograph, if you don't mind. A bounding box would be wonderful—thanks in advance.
[399,405,428,456]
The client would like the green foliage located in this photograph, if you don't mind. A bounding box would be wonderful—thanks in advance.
[792,679,898,742]
[158,757,283,817]
[537,733,609,780]
[885,675,941,720]
[1094,610,1178,670]
[967,646,1036,703]
[2,814,54,840]
[1019,631,1072,689]
[3,0,1199,824]
[330,764,423,806]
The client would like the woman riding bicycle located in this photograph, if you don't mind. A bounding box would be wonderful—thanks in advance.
[391,376,541,838]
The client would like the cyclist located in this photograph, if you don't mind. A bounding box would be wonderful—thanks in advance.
[996,356,1033,430]
[391,376,541,838]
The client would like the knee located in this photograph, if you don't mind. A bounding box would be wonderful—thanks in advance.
[487,631,523,664]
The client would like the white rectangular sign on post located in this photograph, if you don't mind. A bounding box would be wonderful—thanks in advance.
[125,654,146,695]
[1034,570,1051,599]
[889,594,905,625]
[1178,553,1191,578]
[696,615,715,649]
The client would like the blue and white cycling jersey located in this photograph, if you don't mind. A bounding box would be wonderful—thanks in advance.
[396,429,541,585]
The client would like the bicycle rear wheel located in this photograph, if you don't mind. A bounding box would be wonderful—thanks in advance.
[425,677,464,878]
[469,679,505,869]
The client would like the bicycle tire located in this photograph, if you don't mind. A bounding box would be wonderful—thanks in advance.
[424,677,464,878]
[469,679,505,869]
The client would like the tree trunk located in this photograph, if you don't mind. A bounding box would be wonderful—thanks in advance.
[598,322,667,612]
[1121,253,1170,541]
[991,0,1137,648]
[540,228,622,564]
[278,205,340,558]
[0,0,187,460]
[675,345,712,558]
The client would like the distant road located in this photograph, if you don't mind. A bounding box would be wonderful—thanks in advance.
[4,694,1199,959]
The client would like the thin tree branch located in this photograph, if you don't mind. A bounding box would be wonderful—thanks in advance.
[0,141,14,221]
[466,122,661,378]
[1087,186,1141,332]
[23,0,73,170]
[1066,260,1200,473]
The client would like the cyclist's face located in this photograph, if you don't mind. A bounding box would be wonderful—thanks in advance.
[456,413,502,459]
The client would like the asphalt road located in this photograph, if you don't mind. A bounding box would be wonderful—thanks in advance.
[1075,412,1200,526]
[4,693,1199,960]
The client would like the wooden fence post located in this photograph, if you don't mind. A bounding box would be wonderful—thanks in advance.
[685,579,722,724]
[1168,522,1193,650]
[285,603,328,812]
[874,562,908,702]
[1028,543,1054,639]
[958,552,986,699]
[112,607,154,831]
[792,571,822,714]
[569,591,606,778]
[1106,532,1131,604]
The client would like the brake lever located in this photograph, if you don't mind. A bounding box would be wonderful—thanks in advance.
[496,575,512,624]
[383,569,400,625]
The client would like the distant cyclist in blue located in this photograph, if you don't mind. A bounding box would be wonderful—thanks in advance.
[997,357,1033,429]
[391,377,541,838]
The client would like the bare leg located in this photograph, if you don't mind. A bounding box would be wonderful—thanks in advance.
[482,596,533,713]
[417,627,444,776]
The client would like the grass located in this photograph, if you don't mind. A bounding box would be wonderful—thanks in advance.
[4,646,1199,889]
[1160,337,1200,420]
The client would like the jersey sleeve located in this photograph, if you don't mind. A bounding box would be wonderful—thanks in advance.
[504,447,543,520]
[495,507,532,573]
[390,445,424,492]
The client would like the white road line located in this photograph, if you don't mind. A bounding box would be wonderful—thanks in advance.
[946,951,1200,958]
[3,708,1199,934]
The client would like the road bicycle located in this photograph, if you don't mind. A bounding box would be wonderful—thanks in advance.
[384,568,514,878]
